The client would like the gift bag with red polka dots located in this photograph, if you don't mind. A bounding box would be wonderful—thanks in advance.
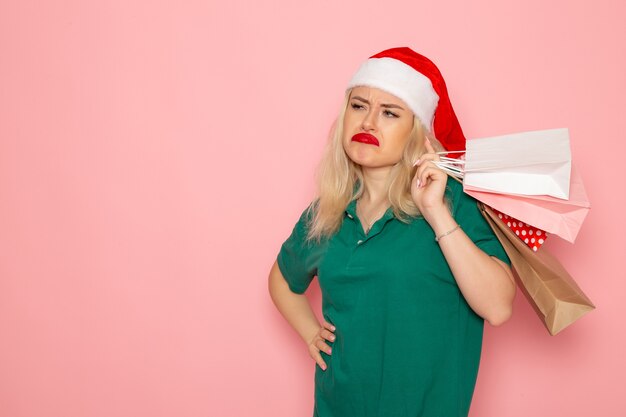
[490,208,547,251]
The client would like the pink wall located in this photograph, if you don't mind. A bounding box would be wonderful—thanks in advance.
[1,1,624,416]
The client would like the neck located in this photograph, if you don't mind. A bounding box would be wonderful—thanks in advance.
[359,166,392,206]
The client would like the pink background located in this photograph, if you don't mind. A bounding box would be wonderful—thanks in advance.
[1,1,624,416]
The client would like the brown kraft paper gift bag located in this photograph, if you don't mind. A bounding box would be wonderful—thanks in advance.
[478,203,595,335]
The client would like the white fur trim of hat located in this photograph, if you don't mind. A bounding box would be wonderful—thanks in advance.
[346,57,439,130]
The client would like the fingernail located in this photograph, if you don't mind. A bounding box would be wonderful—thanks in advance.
[331,326,336,331]
[328,348,332,354]
[416,179,421,187]
[330,335,335,341]
[322,364,327,370]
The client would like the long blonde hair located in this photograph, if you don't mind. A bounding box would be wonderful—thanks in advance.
[306,90,445,242]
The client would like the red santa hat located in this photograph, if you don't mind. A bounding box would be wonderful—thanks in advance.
[346,47,466,155]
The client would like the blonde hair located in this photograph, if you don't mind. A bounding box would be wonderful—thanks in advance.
[306,90,445,242]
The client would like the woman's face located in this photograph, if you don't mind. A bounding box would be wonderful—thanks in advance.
[342,86,415,169]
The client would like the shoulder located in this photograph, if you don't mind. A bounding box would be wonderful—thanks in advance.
[444,175,463,193]
[443,176,466,213]
[285,200,321,244]
[294,200,318,229]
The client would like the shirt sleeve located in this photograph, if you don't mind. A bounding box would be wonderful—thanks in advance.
[447,179,511,266]
[276,204,318,294]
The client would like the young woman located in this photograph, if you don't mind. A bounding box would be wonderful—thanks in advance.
[268,47,515,417]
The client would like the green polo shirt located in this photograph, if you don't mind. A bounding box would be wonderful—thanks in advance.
[277,177,510,417]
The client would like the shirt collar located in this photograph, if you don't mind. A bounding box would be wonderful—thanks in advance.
[345,199,396,222]
[345,199,358,219]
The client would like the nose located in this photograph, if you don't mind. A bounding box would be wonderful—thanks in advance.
[361,108,377,131]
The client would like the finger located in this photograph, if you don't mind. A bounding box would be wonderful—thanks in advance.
[413,175,422,189]
[414,153,440,166]
[419,166,447,188]
[411,169,422,189]
[311,349,327,371]
[415,160,438,180]
[424,137,436,154]
[322,321,336,332]
[321,329,336,342]
[413,151,440,167]
[413,163,435,188]
[316,339,333,355]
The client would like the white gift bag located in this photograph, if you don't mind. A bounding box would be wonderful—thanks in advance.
[442,128,572,200]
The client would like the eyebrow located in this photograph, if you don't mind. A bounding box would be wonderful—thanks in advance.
[351,95,406,110]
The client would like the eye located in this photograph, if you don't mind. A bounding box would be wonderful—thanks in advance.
[350,102,365,110]
[383,110,399,118]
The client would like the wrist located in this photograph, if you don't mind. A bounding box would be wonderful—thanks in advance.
[423,206,456,235]
[435,224,461,242]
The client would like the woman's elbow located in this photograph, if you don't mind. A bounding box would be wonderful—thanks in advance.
[485,261,516,327]
[485,304,513,327]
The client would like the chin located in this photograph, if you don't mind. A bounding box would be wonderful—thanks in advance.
[346,149,397,169]
[345,149,371,167]
[352,158,397,170]
[344,142,373,161]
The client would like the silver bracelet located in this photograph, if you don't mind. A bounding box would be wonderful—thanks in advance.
[435,224,461,242]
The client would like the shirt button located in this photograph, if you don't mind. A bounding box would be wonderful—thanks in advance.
[347,214,353,219]
[357,240,363,245]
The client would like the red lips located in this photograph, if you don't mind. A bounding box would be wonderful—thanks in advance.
[351,133,380,146]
